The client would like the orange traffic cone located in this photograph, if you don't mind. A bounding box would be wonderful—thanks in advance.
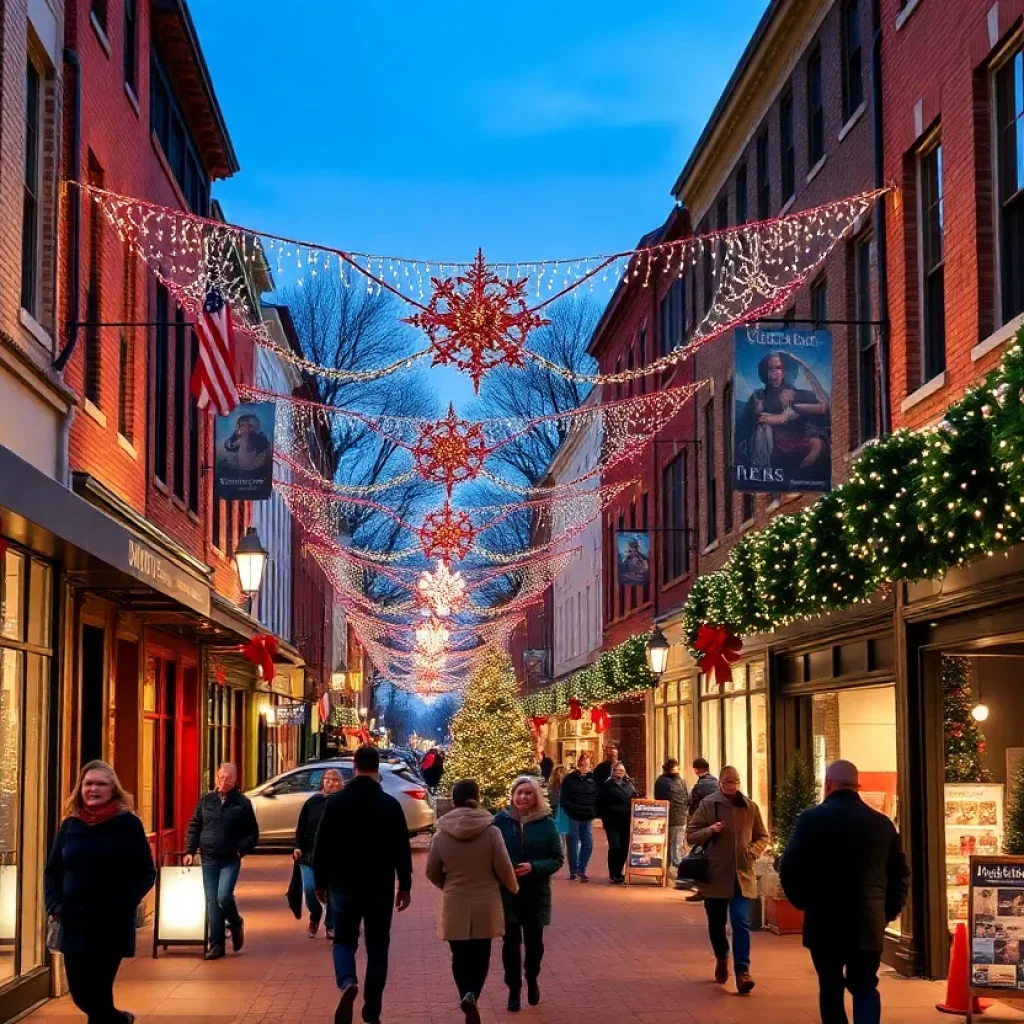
[936,922,990,1015]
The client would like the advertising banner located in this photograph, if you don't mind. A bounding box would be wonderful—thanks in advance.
[214,402,275,501]
[616,531,650,588]
[969,855,1024,997]
[626,799,670,885]
[733,325,832,493]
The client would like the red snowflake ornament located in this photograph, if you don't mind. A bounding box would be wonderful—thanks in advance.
[412,404,489,493]
[404,249,549,392]
[418,503,476,563]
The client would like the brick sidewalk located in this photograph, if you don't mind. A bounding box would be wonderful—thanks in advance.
[24,835,1024,1024]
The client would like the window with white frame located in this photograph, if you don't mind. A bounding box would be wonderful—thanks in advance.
[918,136,945,381]
[995,46,1024,326]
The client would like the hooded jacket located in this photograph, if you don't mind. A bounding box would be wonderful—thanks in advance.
[559,769,598,821]
[425,805,518,940]
[595,776,637,827]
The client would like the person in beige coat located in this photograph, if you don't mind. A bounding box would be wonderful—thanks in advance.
[426,779,519,1024]
[686,765,769,995]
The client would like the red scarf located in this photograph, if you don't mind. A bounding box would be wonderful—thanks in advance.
[76,801,123,826]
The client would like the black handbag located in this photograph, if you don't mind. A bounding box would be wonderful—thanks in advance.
[677,808,718,883]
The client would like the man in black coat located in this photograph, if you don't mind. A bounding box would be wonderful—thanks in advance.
[654,759,689,871]
[539,754,554,782]
[313,745,413,1024]
[558,753,598,881]
[185,762,259,959]
[779,760,910,1024]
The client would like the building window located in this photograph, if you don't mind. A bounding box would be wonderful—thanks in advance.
[616,512,625,618]
[701,220,712,314]
[21,60,41,316]
[84,155,104,405]
[153,284,169,482]
[723,381,734,534]
[842,0,864,122]
[118,251,137,441]
[736,164,748,225]
[811,274,828,326]
[742,491,754,523]
[91,0,107,31]
[661,453,688,581]
[704,401,717,545]
[855,232,878,444]
[189,333,200,513]
[995,49,1024,325]
[638,327,647,394]
[173,307,187,499]
[756,131,771,220]
[919,139,945,380]
[124,0,138,92]
[716,196,729,298]
[780,89,795,204]
[807,44,825,166]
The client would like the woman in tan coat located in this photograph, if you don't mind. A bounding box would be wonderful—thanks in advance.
[686,765,769,995]
[426,779,519,1024]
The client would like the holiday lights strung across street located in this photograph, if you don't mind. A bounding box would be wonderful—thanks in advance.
[417,560,467,617]
[76,180,881,390]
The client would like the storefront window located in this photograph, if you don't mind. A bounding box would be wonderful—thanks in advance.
[653,677,693,777]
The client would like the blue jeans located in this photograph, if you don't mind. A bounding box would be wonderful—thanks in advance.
[810,950,882,1024]
[299,863,334,930]
[567,818,593,875]
[668,826,685,869]
[330,889,394,1022]
[201,857,242,949]
[704,881,751,970]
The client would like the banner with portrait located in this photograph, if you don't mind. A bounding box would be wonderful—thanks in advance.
[214,402,276,501]
[732,326,833,493]
[616,531,650,588]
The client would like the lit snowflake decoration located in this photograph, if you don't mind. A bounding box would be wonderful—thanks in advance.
[415,618,451,659]
[418,503,476,563]
[404,249,549,392]
[417,559,468,618]
[412,404,489,493]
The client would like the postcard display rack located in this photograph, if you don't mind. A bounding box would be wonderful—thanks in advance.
[946,783,1005,930]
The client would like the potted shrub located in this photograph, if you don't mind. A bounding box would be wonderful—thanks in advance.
[764,756,817,935]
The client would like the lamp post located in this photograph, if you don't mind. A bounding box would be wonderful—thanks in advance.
[233,527,268,615]
[645,625,671,679]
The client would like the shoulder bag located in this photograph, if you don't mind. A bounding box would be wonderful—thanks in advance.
[677,807,718,883]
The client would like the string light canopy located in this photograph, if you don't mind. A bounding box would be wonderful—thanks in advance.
[417,560,467,617]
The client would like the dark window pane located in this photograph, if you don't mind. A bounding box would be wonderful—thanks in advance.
[856,235,878,443]
[21,61,40,313]
[921,142,946,379]
[154,285,169,481]
[173,308,186,498]
[757,133,771,219]
[812,276,828,325]
[843,0,864,120]
[997,52,1024,323]
[123,0,137,89]
[723,382,734,533]
[84,157,104,404]
[705,401,717,544]
[780,91,795,202]
[736,165,748,225]
[807,46,825,165]
[189,333,200,512]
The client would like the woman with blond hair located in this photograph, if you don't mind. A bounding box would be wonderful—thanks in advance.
[45,760,155,1023]
[293,768,344,937]
[494,776,564,1012]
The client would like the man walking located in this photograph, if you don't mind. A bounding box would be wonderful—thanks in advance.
[314,745,413,1024]
[539,753,554,782]
[683,758,718,901]
[654,759,689,873]
[558,753,597,882]
[593,746,619,787]
[184,762,259,960]
[779,760,910,1024]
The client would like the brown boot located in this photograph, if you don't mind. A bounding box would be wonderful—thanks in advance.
[736,969,755,994]
[714,958,729,984]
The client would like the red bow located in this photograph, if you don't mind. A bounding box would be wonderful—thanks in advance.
[695,623,742,687]
[343,726,371,744]
[590,706,611,734]
[240,634,278,683]
[530,716,549,736]
[568,698,582,721]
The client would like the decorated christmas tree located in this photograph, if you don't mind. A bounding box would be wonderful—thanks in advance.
[445,650,537,809]
[943,655,991,782]
[1006,759,1024,854]
[771,755,817,862]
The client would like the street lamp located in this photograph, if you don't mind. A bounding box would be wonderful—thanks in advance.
[645,625,671,679]
[234,527,268,613]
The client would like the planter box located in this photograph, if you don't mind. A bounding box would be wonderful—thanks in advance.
[764,895,804,935]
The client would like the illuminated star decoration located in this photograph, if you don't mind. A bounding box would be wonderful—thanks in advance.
[404,249,550,392]
[415,619,451,658]
[418,503,476,563]
[412,405,489,493]
[417,559,468,618]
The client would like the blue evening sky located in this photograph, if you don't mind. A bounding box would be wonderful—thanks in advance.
[191,1,768,406]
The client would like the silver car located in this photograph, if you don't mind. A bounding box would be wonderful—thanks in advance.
[247,760,436,844]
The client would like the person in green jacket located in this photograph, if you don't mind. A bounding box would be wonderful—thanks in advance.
[493,776,564,1013]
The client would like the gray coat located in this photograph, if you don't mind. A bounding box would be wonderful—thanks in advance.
[686,790,769,900]
[653,772,689,827]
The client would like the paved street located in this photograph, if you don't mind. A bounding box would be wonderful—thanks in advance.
[23,837,1024,1024]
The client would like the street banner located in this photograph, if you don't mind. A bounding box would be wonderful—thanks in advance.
[626,799,670,887]
[968,854,1024,1004]
[616,531,650,588]
[733,325,833,493]
[214,401,275,501]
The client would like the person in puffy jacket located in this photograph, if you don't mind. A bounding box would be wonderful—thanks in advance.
[558,753,598,881]
[184,762,259,959]
[293,768,344,937]
[45,760,155,1024]
[654,759,690,871]
[595,763,636,884]
[494,776,564,1012]
[426,779,519,1024]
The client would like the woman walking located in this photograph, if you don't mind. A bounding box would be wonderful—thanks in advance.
[558,753,597,881]
[293,768,344,937]
[44,760,156,1024]
[426,779,519,1024]
[686,765,769,995]
[493,777,564,1012]
[595,762,636,884]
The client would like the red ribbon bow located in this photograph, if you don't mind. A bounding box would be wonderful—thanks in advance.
[240,634,278,683]
[530,716,549,736]
[590,706,611,734]
[695,623,742,687]
[343,726,371,744]
[568,698,582,721]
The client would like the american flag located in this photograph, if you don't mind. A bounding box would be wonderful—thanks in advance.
[189,288,239,415]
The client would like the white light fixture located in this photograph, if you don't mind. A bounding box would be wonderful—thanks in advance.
[972,703,990,722]
[645,625,671,678]
[234,527,268,598]
[359,706,369,719]
[330,671,347,692]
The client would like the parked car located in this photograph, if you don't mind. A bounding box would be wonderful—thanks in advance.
[247,760,436,844]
